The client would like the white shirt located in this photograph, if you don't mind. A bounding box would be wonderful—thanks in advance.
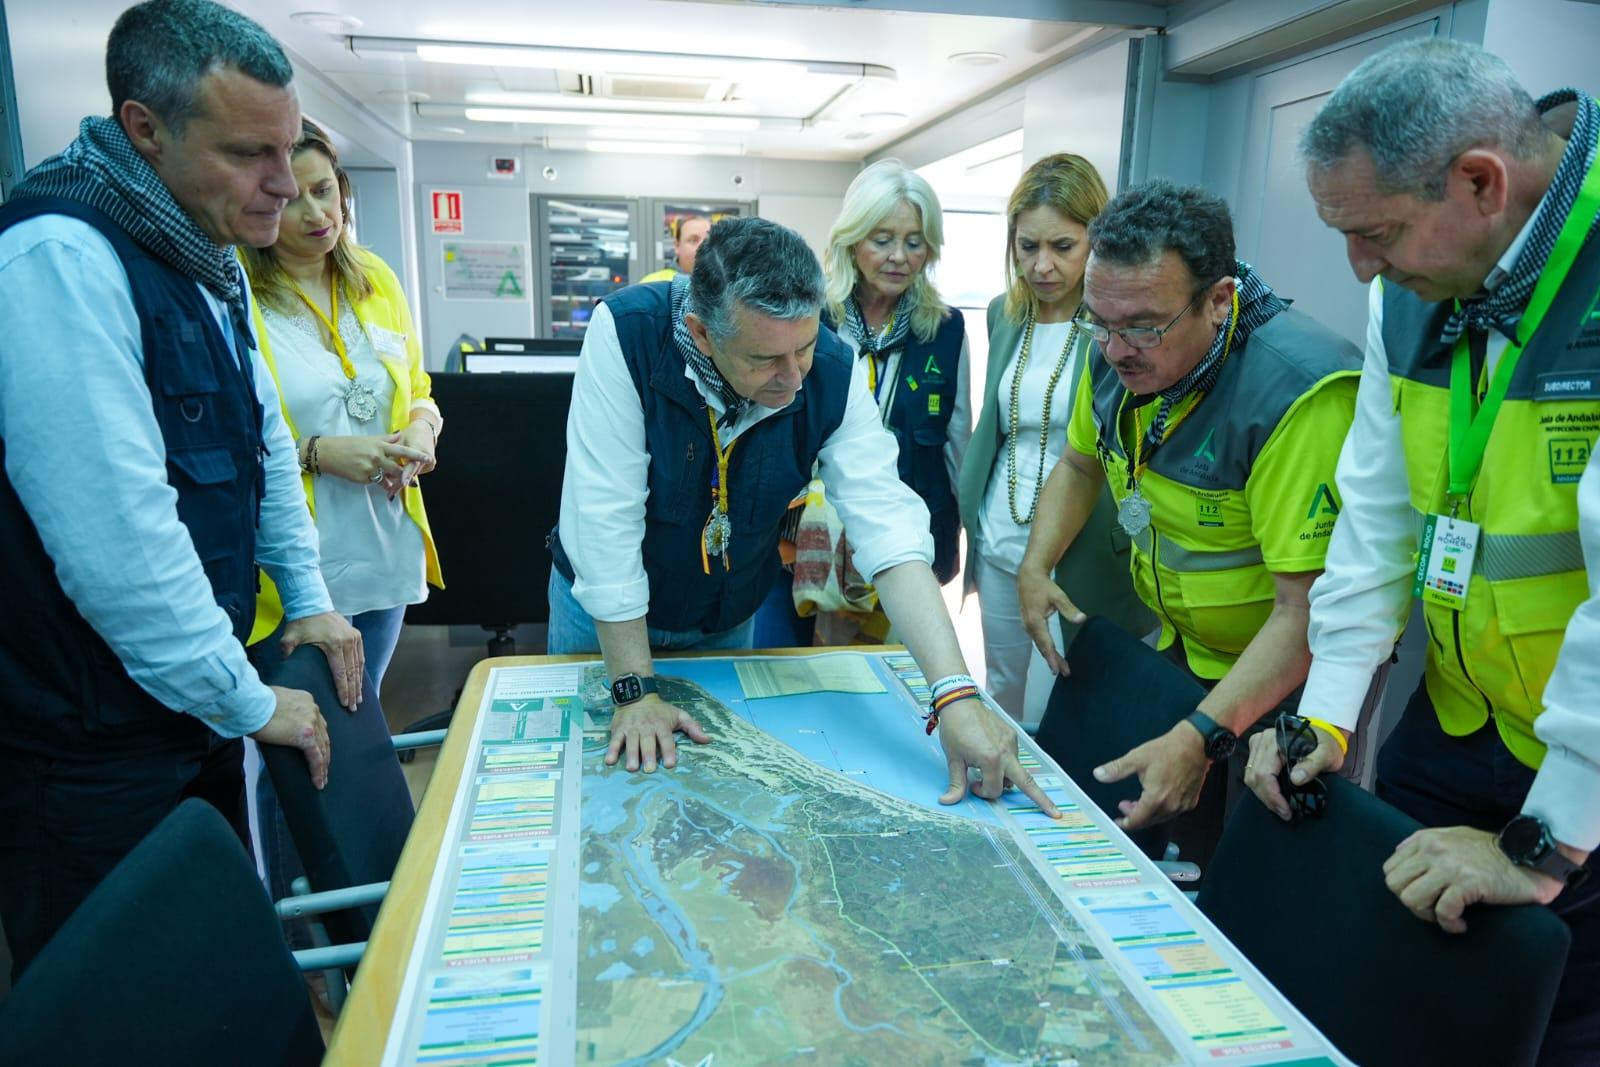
[1301,203,1600,849]
[0,215,333,738]
[559,301,934,622]
[978,321,1083,573]
[835,328,973,496]
[261,300,427,617]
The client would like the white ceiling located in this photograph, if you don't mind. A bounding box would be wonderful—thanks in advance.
[233,0,1129,161]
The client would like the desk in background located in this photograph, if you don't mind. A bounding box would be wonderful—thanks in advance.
[328,650,1349,1066]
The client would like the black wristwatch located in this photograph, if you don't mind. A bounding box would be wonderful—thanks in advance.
[610,673,659,707]
[1183,709,1238,762]
[1497,814,1590,889]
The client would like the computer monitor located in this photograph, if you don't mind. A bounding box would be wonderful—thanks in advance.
[464,337,583,374]
[404,371,572,636]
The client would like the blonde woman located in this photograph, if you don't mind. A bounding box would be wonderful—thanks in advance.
[240,119,443,686]
[754,159,971,646]
[956,154,1148,723]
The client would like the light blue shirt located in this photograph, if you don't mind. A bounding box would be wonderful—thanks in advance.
[0,214,334,738]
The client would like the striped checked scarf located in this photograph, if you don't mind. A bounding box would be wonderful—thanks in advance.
[11,116,245,308]
[670,274,748,426]
[841,291,912,357]
[1442,90,1600,343]
[1142,260,1288,451]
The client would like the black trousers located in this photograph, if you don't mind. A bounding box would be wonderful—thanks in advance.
[1377,683,1600,1067]
[0,722,248,982]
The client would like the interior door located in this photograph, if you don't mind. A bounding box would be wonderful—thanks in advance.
[1232,12,1455,346]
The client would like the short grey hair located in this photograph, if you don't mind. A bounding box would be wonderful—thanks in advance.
[1301,39,1545,199]
[107,0,294,132]
[1087,180,1235,289]
[689,217,825,344]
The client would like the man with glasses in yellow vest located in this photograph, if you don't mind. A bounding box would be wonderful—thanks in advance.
[1243,39,1600,1062]
[1018,180,1360,861]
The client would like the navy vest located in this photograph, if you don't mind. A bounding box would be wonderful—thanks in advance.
[552,282,852,634]
[875,310,964,583]
[0,198,264,739]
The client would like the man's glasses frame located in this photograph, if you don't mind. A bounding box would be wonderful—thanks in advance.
[1073,283,1213,350]
[1275,714,1328,824]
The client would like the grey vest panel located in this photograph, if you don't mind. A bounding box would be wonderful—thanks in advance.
[1383,231,1600,398]
[1087,307,1362,491]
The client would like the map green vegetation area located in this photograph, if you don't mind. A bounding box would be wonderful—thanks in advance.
[574,668,1176,1067]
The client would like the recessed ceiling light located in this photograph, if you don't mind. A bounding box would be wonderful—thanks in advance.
[948,51,1005,67]
[843,130,873,141]
[857,111,909,131]
[290,11,363,34]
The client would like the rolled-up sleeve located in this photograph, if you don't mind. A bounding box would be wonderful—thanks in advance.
[0,218,275,738]
[1524,441,1600,851]
[819,355,934,580]
[559,303,652,622]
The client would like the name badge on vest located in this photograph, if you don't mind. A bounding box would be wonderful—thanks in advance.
[368,325,408,361]
[1413,513,1481,610]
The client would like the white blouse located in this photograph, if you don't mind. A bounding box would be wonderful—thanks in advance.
[261,299,427,617]
[978,320,1084,573]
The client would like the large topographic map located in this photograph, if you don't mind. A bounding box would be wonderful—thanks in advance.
[573,668,1177,1067]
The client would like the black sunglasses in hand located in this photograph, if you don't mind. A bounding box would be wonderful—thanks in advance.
[1275,714,1329,824]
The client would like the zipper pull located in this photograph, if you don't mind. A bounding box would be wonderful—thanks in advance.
[687,442,695,462]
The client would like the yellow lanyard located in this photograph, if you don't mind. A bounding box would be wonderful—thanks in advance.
[1121,289,1239,483]
[290,277,358,380]
[863,307,896,397]
[700,405,738,574]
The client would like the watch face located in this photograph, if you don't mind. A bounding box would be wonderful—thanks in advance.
[1500,815,1548,864]
[611,675,643,705]
[1207,732,1238,762]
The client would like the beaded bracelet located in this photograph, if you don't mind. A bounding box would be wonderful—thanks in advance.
[300,435,322,477]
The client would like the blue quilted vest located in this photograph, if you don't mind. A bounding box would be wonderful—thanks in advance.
[552,282,852,633]
[0,198,263,739]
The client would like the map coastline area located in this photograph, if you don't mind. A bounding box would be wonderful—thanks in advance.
[378,654,1347,1067]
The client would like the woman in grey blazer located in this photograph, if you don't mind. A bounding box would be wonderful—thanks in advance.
[956,154,1149,724]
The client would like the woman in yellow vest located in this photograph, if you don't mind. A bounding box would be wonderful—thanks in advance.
[239,119,443,689]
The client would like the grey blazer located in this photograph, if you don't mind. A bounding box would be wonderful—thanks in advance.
[956,295,1151,645]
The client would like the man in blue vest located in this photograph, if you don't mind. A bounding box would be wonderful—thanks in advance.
[0,0,362,978]
[551,217,1054,815]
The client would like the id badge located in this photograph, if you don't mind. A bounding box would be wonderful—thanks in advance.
[1412,513,1481,610]
[368,325,408,360]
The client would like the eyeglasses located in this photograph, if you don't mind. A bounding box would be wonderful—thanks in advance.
[1073,287,1207,350]
[1275,714,1328,824]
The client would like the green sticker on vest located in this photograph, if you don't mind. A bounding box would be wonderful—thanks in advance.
[927,393,941,415]
[1305,483,1340,520]
[1549,438,1591,483]
[1192,427,1218,464]
[905,375,919,391]
[1196,498,1224,528]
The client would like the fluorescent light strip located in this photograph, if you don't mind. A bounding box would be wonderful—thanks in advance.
[349,37,893,83]
[547,139,741,157]
[461,107,760,132]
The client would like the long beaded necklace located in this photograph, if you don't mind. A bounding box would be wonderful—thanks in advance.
[1005,311,1080,525]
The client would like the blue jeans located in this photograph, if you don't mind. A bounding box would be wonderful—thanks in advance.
[545,568,754,654]
[351,605,407,696]
[1377,683,1600,1066]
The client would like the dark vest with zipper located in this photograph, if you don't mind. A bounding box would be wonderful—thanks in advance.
[0,198,263,742]
[551,282,852,633]
[829,308,964,583]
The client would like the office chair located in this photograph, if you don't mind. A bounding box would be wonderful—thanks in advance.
[1035,615,1209,863]
[0,800,324,1067]
[1197,776,1570,1067]
[256,645,421,1010]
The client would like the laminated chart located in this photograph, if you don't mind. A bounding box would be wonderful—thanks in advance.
[381,654,1348,1067]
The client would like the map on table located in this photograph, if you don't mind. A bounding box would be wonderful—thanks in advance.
[379,653,1347,1067]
